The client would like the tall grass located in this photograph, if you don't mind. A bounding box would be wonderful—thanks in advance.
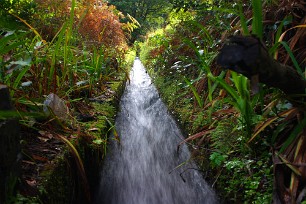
[236,1,306,202]
[140,0,305,202]
[1,1,131,202]
[251,0,263,39]
[183,17,260,135]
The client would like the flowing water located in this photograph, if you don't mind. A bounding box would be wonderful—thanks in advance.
[94,59,217,204]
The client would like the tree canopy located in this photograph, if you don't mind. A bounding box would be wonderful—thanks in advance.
[109,0,172,42]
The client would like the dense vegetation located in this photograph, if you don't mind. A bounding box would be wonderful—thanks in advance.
[138,0,306,203]
[108,0,171,42]
[1,0,305,203]
[0,0,136,203]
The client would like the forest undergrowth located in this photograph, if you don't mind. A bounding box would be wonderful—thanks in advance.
[1,0,306,203]
[139,0,306,203]
[0,0,137,203]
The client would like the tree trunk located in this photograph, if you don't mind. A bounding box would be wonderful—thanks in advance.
[0,85,21,203]
[217,35,306,98]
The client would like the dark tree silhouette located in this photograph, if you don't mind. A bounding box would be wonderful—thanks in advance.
[217,35,306,98]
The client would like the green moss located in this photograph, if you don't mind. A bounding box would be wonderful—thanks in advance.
[210,118,242,154]
[8,193,42,204]
[92,102,115,119]
[34,93,123,203]
[39,153,74,204]
[85,102,116,140]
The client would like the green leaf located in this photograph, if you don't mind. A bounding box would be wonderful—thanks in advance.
[212,74,239,101]
[279,41,303,76]
[280,117,306,153]
[210,152,227,167]
[251,0,263,39]
[93,139,103,145]
[238,2,250,36]
[189,20,213,44]
[0,31,29,55]
[274,16,292,43]
[11,66,31,97]
[207,71,226,102]
[10,60,31,66]
[269,41,281,57]
[184,77,203,108]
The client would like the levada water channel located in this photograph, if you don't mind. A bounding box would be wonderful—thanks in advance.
[94,59,217,204]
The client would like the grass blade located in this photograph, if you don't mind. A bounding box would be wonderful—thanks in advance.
[0,31,28,54]
[279,41,303,76]
[251,0,263,39]
[9,12,45,42]
[238,2,250,36]
[212,74,239,101]
[184,77,203,108]
[56,134,91,202]
[278,154,301,176]
[248,108,297,143]
[11,66,30,97]
[280,117,306,153]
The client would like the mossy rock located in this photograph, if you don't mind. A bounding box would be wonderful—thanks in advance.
[37,78,126,204]
[39,153,75,204]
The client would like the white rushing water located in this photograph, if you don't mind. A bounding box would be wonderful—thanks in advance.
[94,59,217,204]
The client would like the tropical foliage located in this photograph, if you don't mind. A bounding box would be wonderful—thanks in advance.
[140,0,306,203]
[0,0,137,202]
[1,0,306,203]
[109,0,172,42]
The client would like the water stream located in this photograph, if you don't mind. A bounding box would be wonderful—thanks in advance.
[94,59,217,204]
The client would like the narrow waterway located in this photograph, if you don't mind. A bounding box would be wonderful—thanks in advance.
[94,59,217,204]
